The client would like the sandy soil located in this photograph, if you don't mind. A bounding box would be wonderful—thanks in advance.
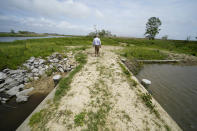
[26,72,67,95]
[42,46,181,131]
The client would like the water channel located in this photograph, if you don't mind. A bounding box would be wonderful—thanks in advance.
[136,64,197,131]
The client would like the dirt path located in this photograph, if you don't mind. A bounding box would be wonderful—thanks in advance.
[44,46,181,131]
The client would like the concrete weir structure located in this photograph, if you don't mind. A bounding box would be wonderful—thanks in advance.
[17,47,181,131]
[137,59,180,63]
[17,63,181,131]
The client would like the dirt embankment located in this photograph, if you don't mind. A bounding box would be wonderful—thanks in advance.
[26,46,181,131]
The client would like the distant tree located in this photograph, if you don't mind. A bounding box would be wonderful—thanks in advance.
[162,35,168,40]
[98,29,106,37]
[88,29,114,37]
[10,29,15,34]
[88,32,97,37]
[98,29,112,37]
[145,17,162,40]
[196,36,197,40]
[18,30,34,34]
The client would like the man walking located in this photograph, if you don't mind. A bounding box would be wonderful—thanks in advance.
[92,35,101,57]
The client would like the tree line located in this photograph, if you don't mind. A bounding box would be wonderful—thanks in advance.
[10,29,37,34]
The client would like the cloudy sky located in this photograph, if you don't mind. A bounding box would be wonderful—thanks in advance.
[0,0,196,40]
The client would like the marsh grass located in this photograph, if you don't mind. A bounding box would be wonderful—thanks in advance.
[0,37,90,70]
[1,35,196,70]
[0,33,47,37]
[0,36,120,70]
[121,47,168,60]
[114,37,197,56]
[1,35,197,71]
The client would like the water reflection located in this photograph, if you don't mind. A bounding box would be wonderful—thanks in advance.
[137,64,197,131]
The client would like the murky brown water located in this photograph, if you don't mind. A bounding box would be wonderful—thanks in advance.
[137,64,197,131]
[0,93,47,131]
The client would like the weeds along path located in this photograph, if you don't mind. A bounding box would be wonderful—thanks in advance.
[34,46,180,131]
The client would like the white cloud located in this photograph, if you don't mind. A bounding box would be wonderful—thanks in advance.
[95,9,104,18]
[0,14,91,35]
[1,0,91,19]
[0,0,197,39]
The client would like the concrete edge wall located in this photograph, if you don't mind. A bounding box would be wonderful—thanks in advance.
[120,59,182,130]
[16,86,57,131]
[17,58,182,131]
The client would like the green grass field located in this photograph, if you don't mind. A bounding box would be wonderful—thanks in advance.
[0,36,196,70]
[0,33,48,37]
[121,47,168,60]
[114,37,197,56]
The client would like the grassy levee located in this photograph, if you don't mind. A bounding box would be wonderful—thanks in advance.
[121,46,168,60]
[114,37,197,56]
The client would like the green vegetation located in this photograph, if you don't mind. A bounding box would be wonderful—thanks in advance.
[29,110,43,126]
[140,93,160,119]
[54,52,87,102]
[118,61,138,88]
[86,106,111,130]
[114,37,197,56]
[119,54,172,130]
[0,36,120,70]
[121,110,132,122]
[164,124,171,131]
[29,51,87,129]
[1,35,196,71]
[0,32,47,37]
[88,29,116,37]
[141,93,154,110]
[118,62,131,77]
[29,109,50,127]
[145,17,162,40]
[45,67,57,76]
[74,112,86,126]
[83,66,113,131]
[121,47,168,60]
